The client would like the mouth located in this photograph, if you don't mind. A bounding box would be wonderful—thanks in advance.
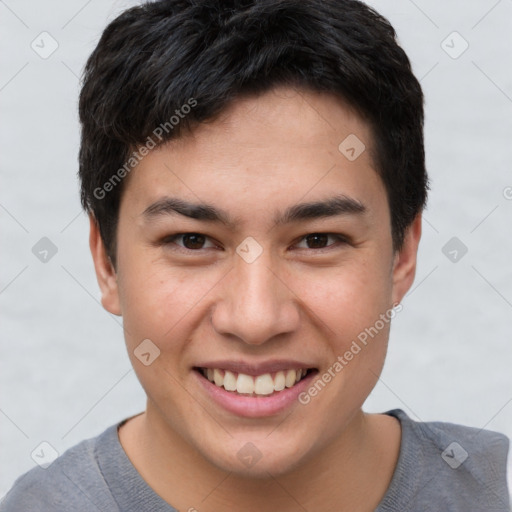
[193,364,318,417]
[194,367,315,397]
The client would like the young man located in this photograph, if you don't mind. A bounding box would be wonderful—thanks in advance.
[2,0,510,510]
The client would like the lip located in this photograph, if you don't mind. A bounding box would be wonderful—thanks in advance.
[194,359,313,376]
[193,365,318,418]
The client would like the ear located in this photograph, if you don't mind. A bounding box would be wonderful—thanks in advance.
[391,214,422,305]
[89,214,122,316]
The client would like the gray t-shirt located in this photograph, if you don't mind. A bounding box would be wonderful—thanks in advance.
[1,409,509,511]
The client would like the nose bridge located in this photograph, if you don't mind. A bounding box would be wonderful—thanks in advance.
[212,246,298,345]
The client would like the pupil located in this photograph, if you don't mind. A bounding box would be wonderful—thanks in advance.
[184,233,205,249]
[307,234,327,248]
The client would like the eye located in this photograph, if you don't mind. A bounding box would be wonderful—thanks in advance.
[162,233,218,251]
[294,233,348,250]
[160,232,349,253]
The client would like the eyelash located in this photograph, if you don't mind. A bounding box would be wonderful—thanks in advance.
[160,232,350,254]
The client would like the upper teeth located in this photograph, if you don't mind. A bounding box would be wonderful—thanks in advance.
[203,368,307,396]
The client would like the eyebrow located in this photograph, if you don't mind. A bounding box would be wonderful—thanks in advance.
[142,194,367,228]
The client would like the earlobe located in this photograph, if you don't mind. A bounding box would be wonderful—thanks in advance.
[88,215,122,316]
[391,214,422,305]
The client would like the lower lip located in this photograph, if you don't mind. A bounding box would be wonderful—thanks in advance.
[194,370,318,418]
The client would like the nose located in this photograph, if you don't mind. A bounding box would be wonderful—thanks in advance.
[211,249,300,346]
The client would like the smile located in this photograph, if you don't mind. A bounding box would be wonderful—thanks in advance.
[193,363,318,417]
[198,367,312,396]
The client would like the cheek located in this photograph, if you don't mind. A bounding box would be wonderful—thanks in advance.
[294,260,393,340]
[117,253,219,350]
[293,266,394,429]
[290,257,394,406]
[116,258,208,409]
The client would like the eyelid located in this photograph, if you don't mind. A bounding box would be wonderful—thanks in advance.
[292,233,350,251]
[160,232,350,253]
[162,233,218,251]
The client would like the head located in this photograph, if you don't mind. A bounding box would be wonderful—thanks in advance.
[80,0,427,476]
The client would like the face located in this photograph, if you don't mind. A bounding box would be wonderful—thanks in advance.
[91,86,420,477]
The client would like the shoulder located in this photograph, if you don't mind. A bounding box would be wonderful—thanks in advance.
[379,409,510,511]
[0,425,120,512]
[410,411,509,459]
[508,448,512,508]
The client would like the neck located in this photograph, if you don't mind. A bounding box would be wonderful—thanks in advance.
[118,403,401,511]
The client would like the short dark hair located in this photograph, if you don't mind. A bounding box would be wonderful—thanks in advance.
[79,0,428,266]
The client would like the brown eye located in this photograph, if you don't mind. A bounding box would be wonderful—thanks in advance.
[294,233,349,251]
[304,234,329,249]
[181,233,206,249]
[162,233,217,251]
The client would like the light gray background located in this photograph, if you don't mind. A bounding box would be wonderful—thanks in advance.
[1,0,511,497]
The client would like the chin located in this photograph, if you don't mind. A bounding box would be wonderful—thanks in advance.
[200,436,311,479]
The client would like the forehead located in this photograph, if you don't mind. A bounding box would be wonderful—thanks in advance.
[119,86,387,227]
[160,86,374,169]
